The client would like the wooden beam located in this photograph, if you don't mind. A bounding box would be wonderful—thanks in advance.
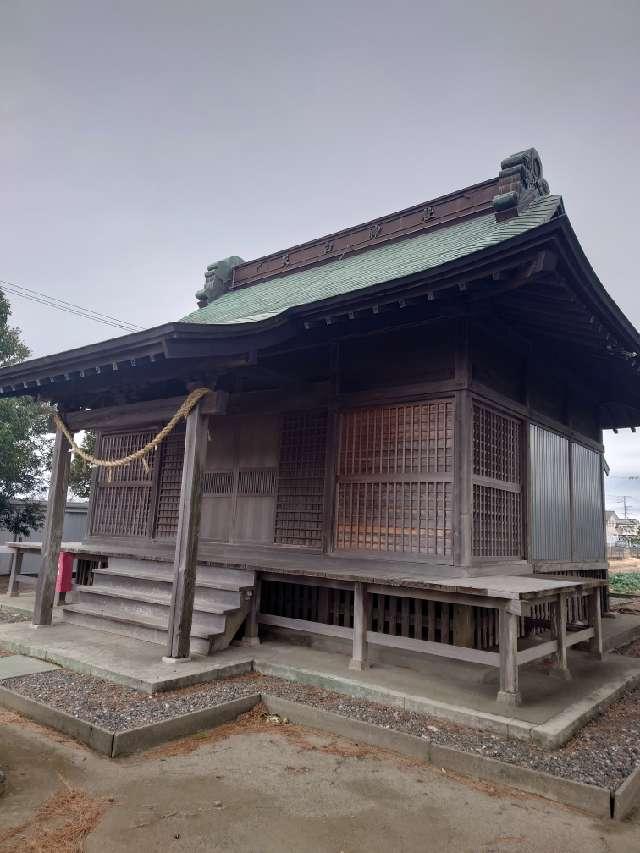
[165,401,209,660]
[349,582,369,671]
[33,427,71,626]
[65,390,228,431]
[497,608,521,705]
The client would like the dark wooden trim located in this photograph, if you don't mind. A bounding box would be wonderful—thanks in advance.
[337,380,462,409]
[454,389,473,567]
[65,390,228,431]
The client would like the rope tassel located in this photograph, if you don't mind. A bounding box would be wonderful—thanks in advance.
[52,387,211,470]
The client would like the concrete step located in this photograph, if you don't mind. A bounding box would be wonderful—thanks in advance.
[104,558,255,589]
[62,605,213,655]
[93,571,243,609]
[72,587,228,634]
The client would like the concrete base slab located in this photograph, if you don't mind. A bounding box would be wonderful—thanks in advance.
[0,592,63,621]
[0,654,59,679]
[0,621,253,693]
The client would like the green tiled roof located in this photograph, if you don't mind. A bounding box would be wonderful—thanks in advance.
[181,194,563,326]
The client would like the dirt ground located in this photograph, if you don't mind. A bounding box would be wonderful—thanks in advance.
[609,558,640,575]
[0,709,638,853]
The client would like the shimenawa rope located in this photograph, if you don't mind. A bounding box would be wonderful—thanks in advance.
[52,387,211,476]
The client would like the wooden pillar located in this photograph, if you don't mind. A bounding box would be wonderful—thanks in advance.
[33,427,71,626]
[349,582,369,671]
[165,402,208,661]
[589,587,604,660]
[454,390,473,568]
[497,608,521,705]
[7,550,24,597]
[242,574,262,648]
[552,591,571,680]
[453,604,475,647]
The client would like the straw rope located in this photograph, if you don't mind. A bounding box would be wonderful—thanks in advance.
[52,387,212,472]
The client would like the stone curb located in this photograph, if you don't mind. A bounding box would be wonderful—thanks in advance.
[613,765,640,821]
[261,694,613,819]
[111,694,261,756]
[2,683,638,819]
[0,685,114,756]
[254,658,640,749]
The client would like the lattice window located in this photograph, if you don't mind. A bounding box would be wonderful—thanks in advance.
[335,400,454,556]
[274,411,328,548]
[238,468,278,496]
[202,471,234,496]
[473,405,520,483]
[153,431,185,539]
[90,430,156,538]
[472,402,522,557]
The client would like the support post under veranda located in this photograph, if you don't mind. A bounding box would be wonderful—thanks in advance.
[349,582,370,671]
[497,606,521,705]
[33,426,72,626]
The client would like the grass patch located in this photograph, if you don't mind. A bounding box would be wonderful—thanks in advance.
[610,572,640,594]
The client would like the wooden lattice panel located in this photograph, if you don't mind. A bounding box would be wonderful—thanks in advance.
[202,471,234,496]
[473,404,520,482]
[339,400,453,476]
[238,468,278,496]
[153,431,185,539]
[472,484,521,557]
[90,430,155,538]
[335,480,452,555]
[274,411,328,548]
[335,400,454,556]
[472,402,522,558]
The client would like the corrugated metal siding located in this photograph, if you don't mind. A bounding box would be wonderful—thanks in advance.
[572,443,605,560]
[529,425,571,560]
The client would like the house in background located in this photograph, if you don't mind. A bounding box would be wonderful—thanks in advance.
[605,510,621,547]
[0,502,88,576]
[1,147,634,705]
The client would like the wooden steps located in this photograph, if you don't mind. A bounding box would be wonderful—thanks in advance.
[62,558,255,656]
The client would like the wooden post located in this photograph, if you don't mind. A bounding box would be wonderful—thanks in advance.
[497,608,521,705]
[165,403,208,660]
[349,582,369,671]
[33,427,71,626]
[7,550,24,597]
[453,604,475,648]
[589,587,604,660]
[242,574,262,648]
[454,390,473,568]
[552,591,571,680]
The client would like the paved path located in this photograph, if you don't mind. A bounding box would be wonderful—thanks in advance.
[0,707,638,852]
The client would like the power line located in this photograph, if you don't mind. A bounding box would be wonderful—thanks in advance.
[0,277,144,333]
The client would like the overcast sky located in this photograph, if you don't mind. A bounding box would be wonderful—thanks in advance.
[2,1,639,509]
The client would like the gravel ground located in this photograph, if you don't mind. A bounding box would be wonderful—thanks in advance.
[0,607,30,624]
[2,667,640,791]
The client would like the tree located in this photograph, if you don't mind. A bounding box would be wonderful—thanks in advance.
[0,289,51,539]
[68,431,96,499]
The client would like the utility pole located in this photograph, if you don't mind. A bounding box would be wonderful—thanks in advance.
[616,495,634,519]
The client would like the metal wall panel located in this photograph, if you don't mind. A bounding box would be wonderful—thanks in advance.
[571,443,605,560]
[529,425,571,560]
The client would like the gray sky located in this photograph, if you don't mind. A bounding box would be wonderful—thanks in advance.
[2,0,639,508]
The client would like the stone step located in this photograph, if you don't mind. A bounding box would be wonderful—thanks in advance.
[103,558,255,590]
[92,571,243,609]
[62,605,213,656]
[72,587,228,634]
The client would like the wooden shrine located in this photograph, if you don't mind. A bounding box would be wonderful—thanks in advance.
[2,147,635,704]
